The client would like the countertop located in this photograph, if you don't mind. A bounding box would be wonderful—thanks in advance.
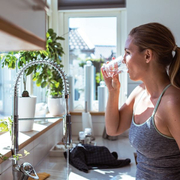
[35,136,136,180]
[0,117,63,164]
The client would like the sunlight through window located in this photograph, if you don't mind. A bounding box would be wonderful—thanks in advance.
[69,172,89,180]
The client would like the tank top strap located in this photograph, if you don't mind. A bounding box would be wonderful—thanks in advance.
[152,84,171,116]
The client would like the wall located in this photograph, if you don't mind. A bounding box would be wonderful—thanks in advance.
[71,113,129,138]
[126,0,180,96]
[71,114,105,136]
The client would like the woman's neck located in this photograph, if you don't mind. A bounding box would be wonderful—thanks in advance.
[142,73,170,98]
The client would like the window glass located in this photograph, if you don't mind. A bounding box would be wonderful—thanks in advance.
[0,64,16,116]
[69,17,117,110]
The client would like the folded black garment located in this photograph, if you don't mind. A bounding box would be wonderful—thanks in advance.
[64,144,131,173]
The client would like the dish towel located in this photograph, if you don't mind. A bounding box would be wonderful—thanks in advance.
[28,172,50,180]
[64,144,131,173]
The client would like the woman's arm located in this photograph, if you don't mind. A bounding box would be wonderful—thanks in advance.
[102,68,142,136]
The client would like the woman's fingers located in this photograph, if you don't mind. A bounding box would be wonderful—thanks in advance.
[101,66,108,78]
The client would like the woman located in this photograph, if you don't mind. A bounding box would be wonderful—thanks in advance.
[102,22,180,180]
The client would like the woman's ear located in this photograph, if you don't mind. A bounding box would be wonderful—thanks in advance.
[145,49,153,63]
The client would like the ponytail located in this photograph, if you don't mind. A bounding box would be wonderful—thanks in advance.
[169,47,180,89]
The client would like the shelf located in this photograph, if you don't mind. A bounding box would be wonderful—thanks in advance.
[0,17,46,52]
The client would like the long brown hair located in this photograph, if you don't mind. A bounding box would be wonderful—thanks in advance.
[129,22,180,89]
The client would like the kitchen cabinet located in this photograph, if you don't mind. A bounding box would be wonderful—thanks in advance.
[0,0,48,52]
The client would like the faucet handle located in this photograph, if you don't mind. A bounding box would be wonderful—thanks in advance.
[20,162,39,179]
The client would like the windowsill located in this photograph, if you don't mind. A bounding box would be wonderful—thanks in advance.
[0,117,63,164]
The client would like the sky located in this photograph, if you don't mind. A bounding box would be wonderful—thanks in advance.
[69,17,117,46]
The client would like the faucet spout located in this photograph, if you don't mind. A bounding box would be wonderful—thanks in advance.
[12,59,71,180]
[65,114,72,146]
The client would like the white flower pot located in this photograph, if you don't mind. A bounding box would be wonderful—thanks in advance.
[48,97,65,116]
[18,96,36,132]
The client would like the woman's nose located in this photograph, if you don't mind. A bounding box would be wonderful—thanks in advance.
[122,54,126,63]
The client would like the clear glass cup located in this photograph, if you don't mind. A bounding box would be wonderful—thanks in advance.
[101,56,127,78]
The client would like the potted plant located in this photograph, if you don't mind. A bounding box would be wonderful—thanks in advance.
[0,51,37,132]
[33,28,65,116]
[0,28,65,130]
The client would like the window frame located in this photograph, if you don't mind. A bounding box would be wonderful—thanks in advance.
[58,8,127,109]
[58,0,126,10]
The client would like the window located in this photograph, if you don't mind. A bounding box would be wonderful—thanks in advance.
[0,64,16,116]
[59,9,127,111]
[0,8,127,116]
[68,17,117,110]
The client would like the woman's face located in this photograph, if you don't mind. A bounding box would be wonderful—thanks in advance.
[123,35,148,81]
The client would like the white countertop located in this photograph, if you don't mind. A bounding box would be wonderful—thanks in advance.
[0,118,62,162]
[36,136,136,180]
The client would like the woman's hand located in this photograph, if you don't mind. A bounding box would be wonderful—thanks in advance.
[101,66,121,92]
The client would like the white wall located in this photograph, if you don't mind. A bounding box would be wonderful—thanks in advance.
[71,115,105,136]
[126,0,180,96]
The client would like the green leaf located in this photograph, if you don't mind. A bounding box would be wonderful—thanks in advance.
[24,150,30,156]
[0,153,8,161]
[41,81,48,88]
[0,117,12,133]
[56,36,65,41]
[16,154,23,157]
[48,28,53,35]
[0,122,8,132]
[36,77,42,86]
[33,72,40,81]
[26,67,34,76]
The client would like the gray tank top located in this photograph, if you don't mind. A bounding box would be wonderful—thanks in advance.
[129,84,180,180]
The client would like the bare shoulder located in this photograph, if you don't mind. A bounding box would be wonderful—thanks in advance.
[158,85,180,122]
[162,86,180,144]
[163,86,180,108]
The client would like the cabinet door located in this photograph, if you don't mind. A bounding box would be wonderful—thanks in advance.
[0,0,46,51]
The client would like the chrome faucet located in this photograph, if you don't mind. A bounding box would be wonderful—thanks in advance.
[12,59,71,180]
[13,162,39,180]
